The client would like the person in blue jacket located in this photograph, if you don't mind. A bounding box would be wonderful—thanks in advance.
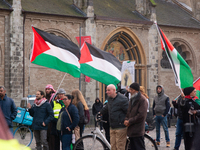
[0,86,17,135]
[27,90,54,150]
[60,95,79,150]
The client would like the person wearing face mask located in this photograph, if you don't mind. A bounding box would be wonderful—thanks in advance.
[124,82,148,150]
[153,85,170,147]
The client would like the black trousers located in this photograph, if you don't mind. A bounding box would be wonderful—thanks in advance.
[184,132,194,150]
[79,123,84,137]
[129,136,145,150]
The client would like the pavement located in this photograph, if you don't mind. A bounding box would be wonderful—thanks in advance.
[19,126,185,150]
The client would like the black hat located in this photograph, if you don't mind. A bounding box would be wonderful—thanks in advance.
[183,87,195,96]
[130,83,140,91]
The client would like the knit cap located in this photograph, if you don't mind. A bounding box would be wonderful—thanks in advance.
[130,82,140,91]
[57,88,66,94]
[183,87,195,96]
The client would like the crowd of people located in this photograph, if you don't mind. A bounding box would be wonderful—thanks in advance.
[1,82,200,150]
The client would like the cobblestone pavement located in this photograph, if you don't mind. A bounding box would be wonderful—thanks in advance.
[18,126,184,150]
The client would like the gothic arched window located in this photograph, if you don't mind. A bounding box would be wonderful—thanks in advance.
[160,42,192,69]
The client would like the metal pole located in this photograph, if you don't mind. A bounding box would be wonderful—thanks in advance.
[79,24,82,91]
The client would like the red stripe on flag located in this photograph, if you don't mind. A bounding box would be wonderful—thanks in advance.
[31,27,50,62]
[79,42,93,64]
[159,29,174,51]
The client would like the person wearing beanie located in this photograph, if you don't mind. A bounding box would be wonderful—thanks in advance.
[100,84,128,150]
[124,82,148,150]
[180,87,200,150]
[153,85,170,147]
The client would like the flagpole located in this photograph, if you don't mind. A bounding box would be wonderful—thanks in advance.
[79,24,82,91]
[56,73,67,92]
[154,21,183,93]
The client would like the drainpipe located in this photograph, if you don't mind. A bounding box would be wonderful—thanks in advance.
[23,13,26,97]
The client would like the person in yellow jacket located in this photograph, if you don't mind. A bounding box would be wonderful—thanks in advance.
[48,88,65,150]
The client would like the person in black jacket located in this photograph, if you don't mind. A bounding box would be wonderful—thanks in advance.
[92,97,103,131]
[172,96,184,150]
[100,84,128,150]
[27,91,54,150]
[60,95,79,150]
[102,100,110,143]
[180,87,200,150]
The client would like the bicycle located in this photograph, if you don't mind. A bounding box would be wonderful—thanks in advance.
[73,116,158,150]
[13,107,33,147]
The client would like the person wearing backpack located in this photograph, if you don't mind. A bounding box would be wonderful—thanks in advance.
[58,95,79,150]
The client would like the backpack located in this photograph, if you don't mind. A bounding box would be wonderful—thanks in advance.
[84,110,90,124]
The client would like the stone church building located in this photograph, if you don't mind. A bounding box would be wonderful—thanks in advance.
[0,0,200,108]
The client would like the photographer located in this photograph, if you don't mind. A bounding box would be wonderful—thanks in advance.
[180,87,200,150]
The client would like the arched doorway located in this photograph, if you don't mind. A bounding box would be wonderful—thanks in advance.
[99,27,147,101]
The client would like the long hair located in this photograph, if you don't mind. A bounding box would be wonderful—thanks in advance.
[140,86,149,99]
[72,89,89,110]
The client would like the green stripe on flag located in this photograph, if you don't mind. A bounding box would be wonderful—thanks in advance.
[80,63,120,86]
[177,53,193,88]
[32,53,80,78]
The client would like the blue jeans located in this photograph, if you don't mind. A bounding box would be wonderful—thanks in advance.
[174,118,183,150]
[61,134,72,150]
[155,115,170,142]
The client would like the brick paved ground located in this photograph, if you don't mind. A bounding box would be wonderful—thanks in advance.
[18,126,184,150]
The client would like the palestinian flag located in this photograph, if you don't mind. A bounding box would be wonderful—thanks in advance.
[193,77,200,100]
[31,27,81,78]
[156,25,193,89]
[79,42,121,86]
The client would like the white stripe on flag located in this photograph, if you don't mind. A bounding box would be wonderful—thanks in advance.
[44,42,80,68]
[86,55,121,81]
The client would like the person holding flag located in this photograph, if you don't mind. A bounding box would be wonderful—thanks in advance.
[180,87,200,150]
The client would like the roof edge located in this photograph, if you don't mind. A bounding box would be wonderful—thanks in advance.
[0,8,13,12]
[172,0,193,15]
[22,10,88,19]
[95,15,153,25]
[158,23,200,30]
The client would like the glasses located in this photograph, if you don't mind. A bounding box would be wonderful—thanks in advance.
[62,98,68,101]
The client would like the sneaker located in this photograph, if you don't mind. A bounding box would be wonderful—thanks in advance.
[156,141,160,146]
[166,142,170,147]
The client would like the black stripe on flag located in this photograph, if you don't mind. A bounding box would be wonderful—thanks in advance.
[85,42,122,71]
[33,27,80,59]
[158,27,179,85]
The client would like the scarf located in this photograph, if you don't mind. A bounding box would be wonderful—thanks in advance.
[185,95,198,101]
[48,93,55,103]
[34,98,47,107]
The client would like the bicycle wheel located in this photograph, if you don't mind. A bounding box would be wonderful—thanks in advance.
[144,134,158,150]
[14,126,33,147]
[73,135,107,150]
[125,134,158,150]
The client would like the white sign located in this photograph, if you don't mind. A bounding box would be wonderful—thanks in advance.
[121,61,135,89]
